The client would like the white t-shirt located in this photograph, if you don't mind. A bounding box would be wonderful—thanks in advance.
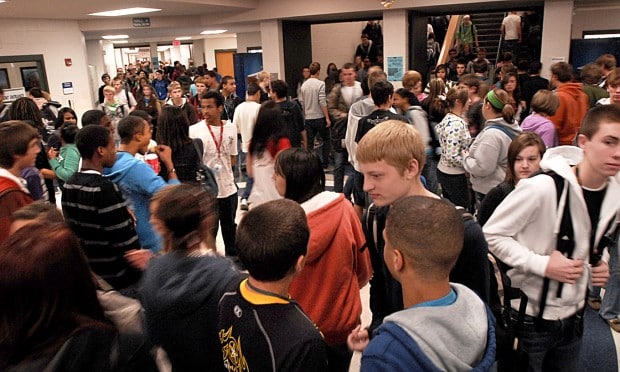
[115,89,137,108]
[232,101,261,153]
[502,14,521,41]
[189,120,238,198]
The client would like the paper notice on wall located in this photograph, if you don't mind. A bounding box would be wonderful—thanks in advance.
[387,56,403,82]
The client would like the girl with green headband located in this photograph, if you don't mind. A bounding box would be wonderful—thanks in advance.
[463,88,522,207]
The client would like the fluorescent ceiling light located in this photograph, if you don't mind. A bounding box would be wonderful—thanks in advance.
[157,46,170,52]
[102,35,129,40]
[111,40,129,44]
[201,29,227,35]
[175,37,192,41]
[89,7,161,17]
[584,33,620,39]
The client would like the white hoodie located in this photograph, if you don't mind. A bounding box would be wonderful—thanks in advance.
[483,146,620,320]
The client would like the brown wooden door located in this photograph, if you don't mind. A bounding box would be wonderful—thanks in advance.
[215,50,235,78]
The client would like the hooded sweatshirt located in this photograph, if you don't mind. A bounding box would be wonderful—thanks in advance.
[0,169,33,244]
[289,191,372,345]
[549,83,589,145]
[484,146,620,319]
[104,152,179,252]
[141,252,243,372]
[521,112,558,148]
[361,284,496,371]
[463,117,522,194]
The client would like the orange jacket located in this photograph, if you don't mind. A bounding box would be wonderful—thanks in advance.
[289,192,372,346]
[549,83,589,145]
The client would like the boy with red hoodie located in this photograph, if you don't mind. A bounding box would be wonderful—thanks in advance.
[0,121,40,243]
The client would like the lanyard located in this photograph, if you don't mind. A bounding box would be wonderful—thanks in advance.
[207,123,224,158]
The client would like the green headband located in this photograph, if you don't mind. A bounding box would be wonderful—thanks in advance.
[486,90,504,111]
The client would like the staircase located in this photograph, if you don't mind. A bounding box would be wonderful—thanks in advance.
[471,12,505,65]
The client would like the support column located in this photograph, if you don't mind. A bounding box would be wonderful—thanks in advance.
[383,9,409,88]
[540,0,574,79]
[149,42,159,70]
[260,20,285,81]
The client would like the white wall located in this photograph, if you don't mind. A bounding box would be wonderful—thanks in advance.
[86,40,105,80]
[237,32,262,53]
[383,10,408,88]
[202,36,238,70]
[540,0,573,80]
[260,20,284,80]
[572,5,620,39]
[0,18,94,114]
[311,21,366,80]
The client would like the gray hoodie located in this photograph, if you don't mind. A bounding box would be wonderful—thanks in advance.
[382,283,493,371]
[464,117,522,194]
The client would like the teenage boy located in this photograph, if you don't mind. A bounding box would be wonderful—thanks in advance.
[218,199,328,371]
[483,105,620,369]
[234,83,262,211]
[300,62,331,168]
[356,120,490,332]
[104,116,179,257]
[63,125,141,293]
[348,196,495,370]
[165,81,198,125]
[190,76,208,121]
[153,69,170,101]
[190,91,238,258]
[353,80,409,214]
[220,76,242,122]
[271,79,307,149]
[0,121,39,243]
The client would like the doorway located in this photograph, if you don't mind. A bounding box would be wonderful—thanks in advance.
[215,50,236,78]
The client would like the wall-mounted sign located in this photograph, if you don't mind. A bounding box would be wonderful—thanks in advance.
[3,87,26,102]
[133,17,151,27]
[62,82,74,95]
[172,40,181,47]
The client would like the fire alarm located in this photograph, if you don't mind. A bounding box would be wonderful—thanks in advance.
[65,58,73,67]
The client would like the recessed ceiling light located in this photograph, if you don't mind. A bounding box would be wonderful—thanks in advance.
[111,40,129,44]
[584,33,620,39]
[200,30,228,35]
[102,35,129,40]
[89,7,161,17]
[175,37,192,41]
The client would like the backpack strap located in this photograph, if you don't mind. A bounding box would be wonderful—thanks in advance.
[538,171,572,319]
[192,138,204,165]
[486,125,517,140]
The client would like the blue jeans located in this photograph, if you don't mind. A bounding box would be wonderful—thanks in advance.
[422,157,439,195]
[600,234,620,321]
[240,176,254,200]
[515,312,583,372]
[305,118,330,166]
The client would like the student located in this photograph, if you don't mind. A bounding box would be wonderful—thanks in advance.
[0,120,39,243]
[273,148,372,371]
[47,122,80,189]
[62,125,142,293]
[356,120,490,333]
[218,199,328,371]
[165,81,198,125]
[0,222,158,371]
[483,105,620,369]
[141,184,242,371]
[104,115,180,256]
[348,196,495,371]
[189,91,238,259]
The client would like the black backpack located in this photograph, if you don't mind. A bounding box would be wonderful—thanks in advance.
[192,139,219,197]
